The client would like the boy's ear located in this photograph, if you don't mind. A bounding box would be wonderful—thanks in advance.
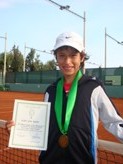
[80,51,85,62]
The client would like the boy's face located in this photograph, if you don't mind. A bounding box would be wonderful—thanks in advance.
[56,46,84,77]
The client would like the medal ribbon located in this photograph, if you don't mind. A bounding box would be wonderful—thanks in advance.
[55,70,82,134]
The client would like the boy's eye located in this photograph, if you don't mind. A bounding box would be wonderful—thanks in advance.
[59,54,65,57]
[72,53,77,56]
[70,53,78,57]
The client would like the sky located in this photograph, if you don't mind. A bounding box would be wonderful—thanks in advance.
[0,0,123,68]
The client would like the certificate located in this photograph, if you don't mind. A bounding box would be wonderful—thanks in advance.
[9,99,51,150]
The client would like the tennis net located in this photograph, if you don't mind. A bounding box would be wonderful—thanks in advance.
[98,139,123,164]
[0,119,123,164]
[0,120,39,164]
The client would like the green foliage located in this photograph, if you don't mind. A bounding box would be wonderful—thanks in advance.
[6,53,14,72]
[0,45,57,73]
[11,45,24,72]
[0,85,9,91]
[43,59,56,70]
[25,48,36,71]
[0,52,4,71]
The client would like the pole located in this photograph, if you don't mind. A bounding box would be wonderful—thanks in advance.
[104,28,123,68]
[45,0,86,49]
[3,33,7,84]
[83,11,86,51]
[23,43,26,72]
[104,28,107,68]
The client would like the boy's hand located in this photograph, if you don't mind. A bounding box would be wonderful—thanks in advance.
[6,120,15,133]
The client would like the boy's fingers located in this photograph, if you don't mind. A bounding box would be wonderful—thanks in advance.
[6,120,15,131]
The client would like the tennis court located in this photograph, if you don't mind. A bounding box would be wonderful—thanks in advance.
[0,91,123,163]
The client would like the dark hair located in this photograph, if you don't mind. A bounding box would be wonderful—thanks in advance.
[54,46,86,69]
[54,46,79,56]
[80,51,86,68]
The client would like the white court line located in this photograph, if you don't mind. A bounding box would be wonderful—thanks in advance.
[98,139,123,155]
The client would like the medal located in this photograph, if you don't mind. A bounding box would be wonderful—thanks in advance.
[58,135,69,148]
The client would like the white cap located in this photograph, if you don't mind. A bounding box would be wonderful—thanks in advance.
[53,32,84,52]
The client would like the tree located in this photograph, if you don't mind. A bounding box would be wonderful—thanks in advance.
[25,48,35,71]
[43,59,56,70]
[0,46,57,73]
[33,54,44,71]
[6,53,14,72]
[0,52,4,71]
[11,45,24,72]
[25,49,48,71]
[0,52,13,72]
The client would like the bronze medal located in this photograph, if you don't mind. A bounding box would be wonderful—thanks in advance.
[58,135,69,148]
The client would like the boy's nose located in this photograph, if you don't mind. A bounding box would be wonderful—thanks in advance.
[65,56,71,63]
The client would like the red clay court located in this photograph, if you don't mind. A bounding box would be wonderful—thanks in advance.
[0,91,123,163]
